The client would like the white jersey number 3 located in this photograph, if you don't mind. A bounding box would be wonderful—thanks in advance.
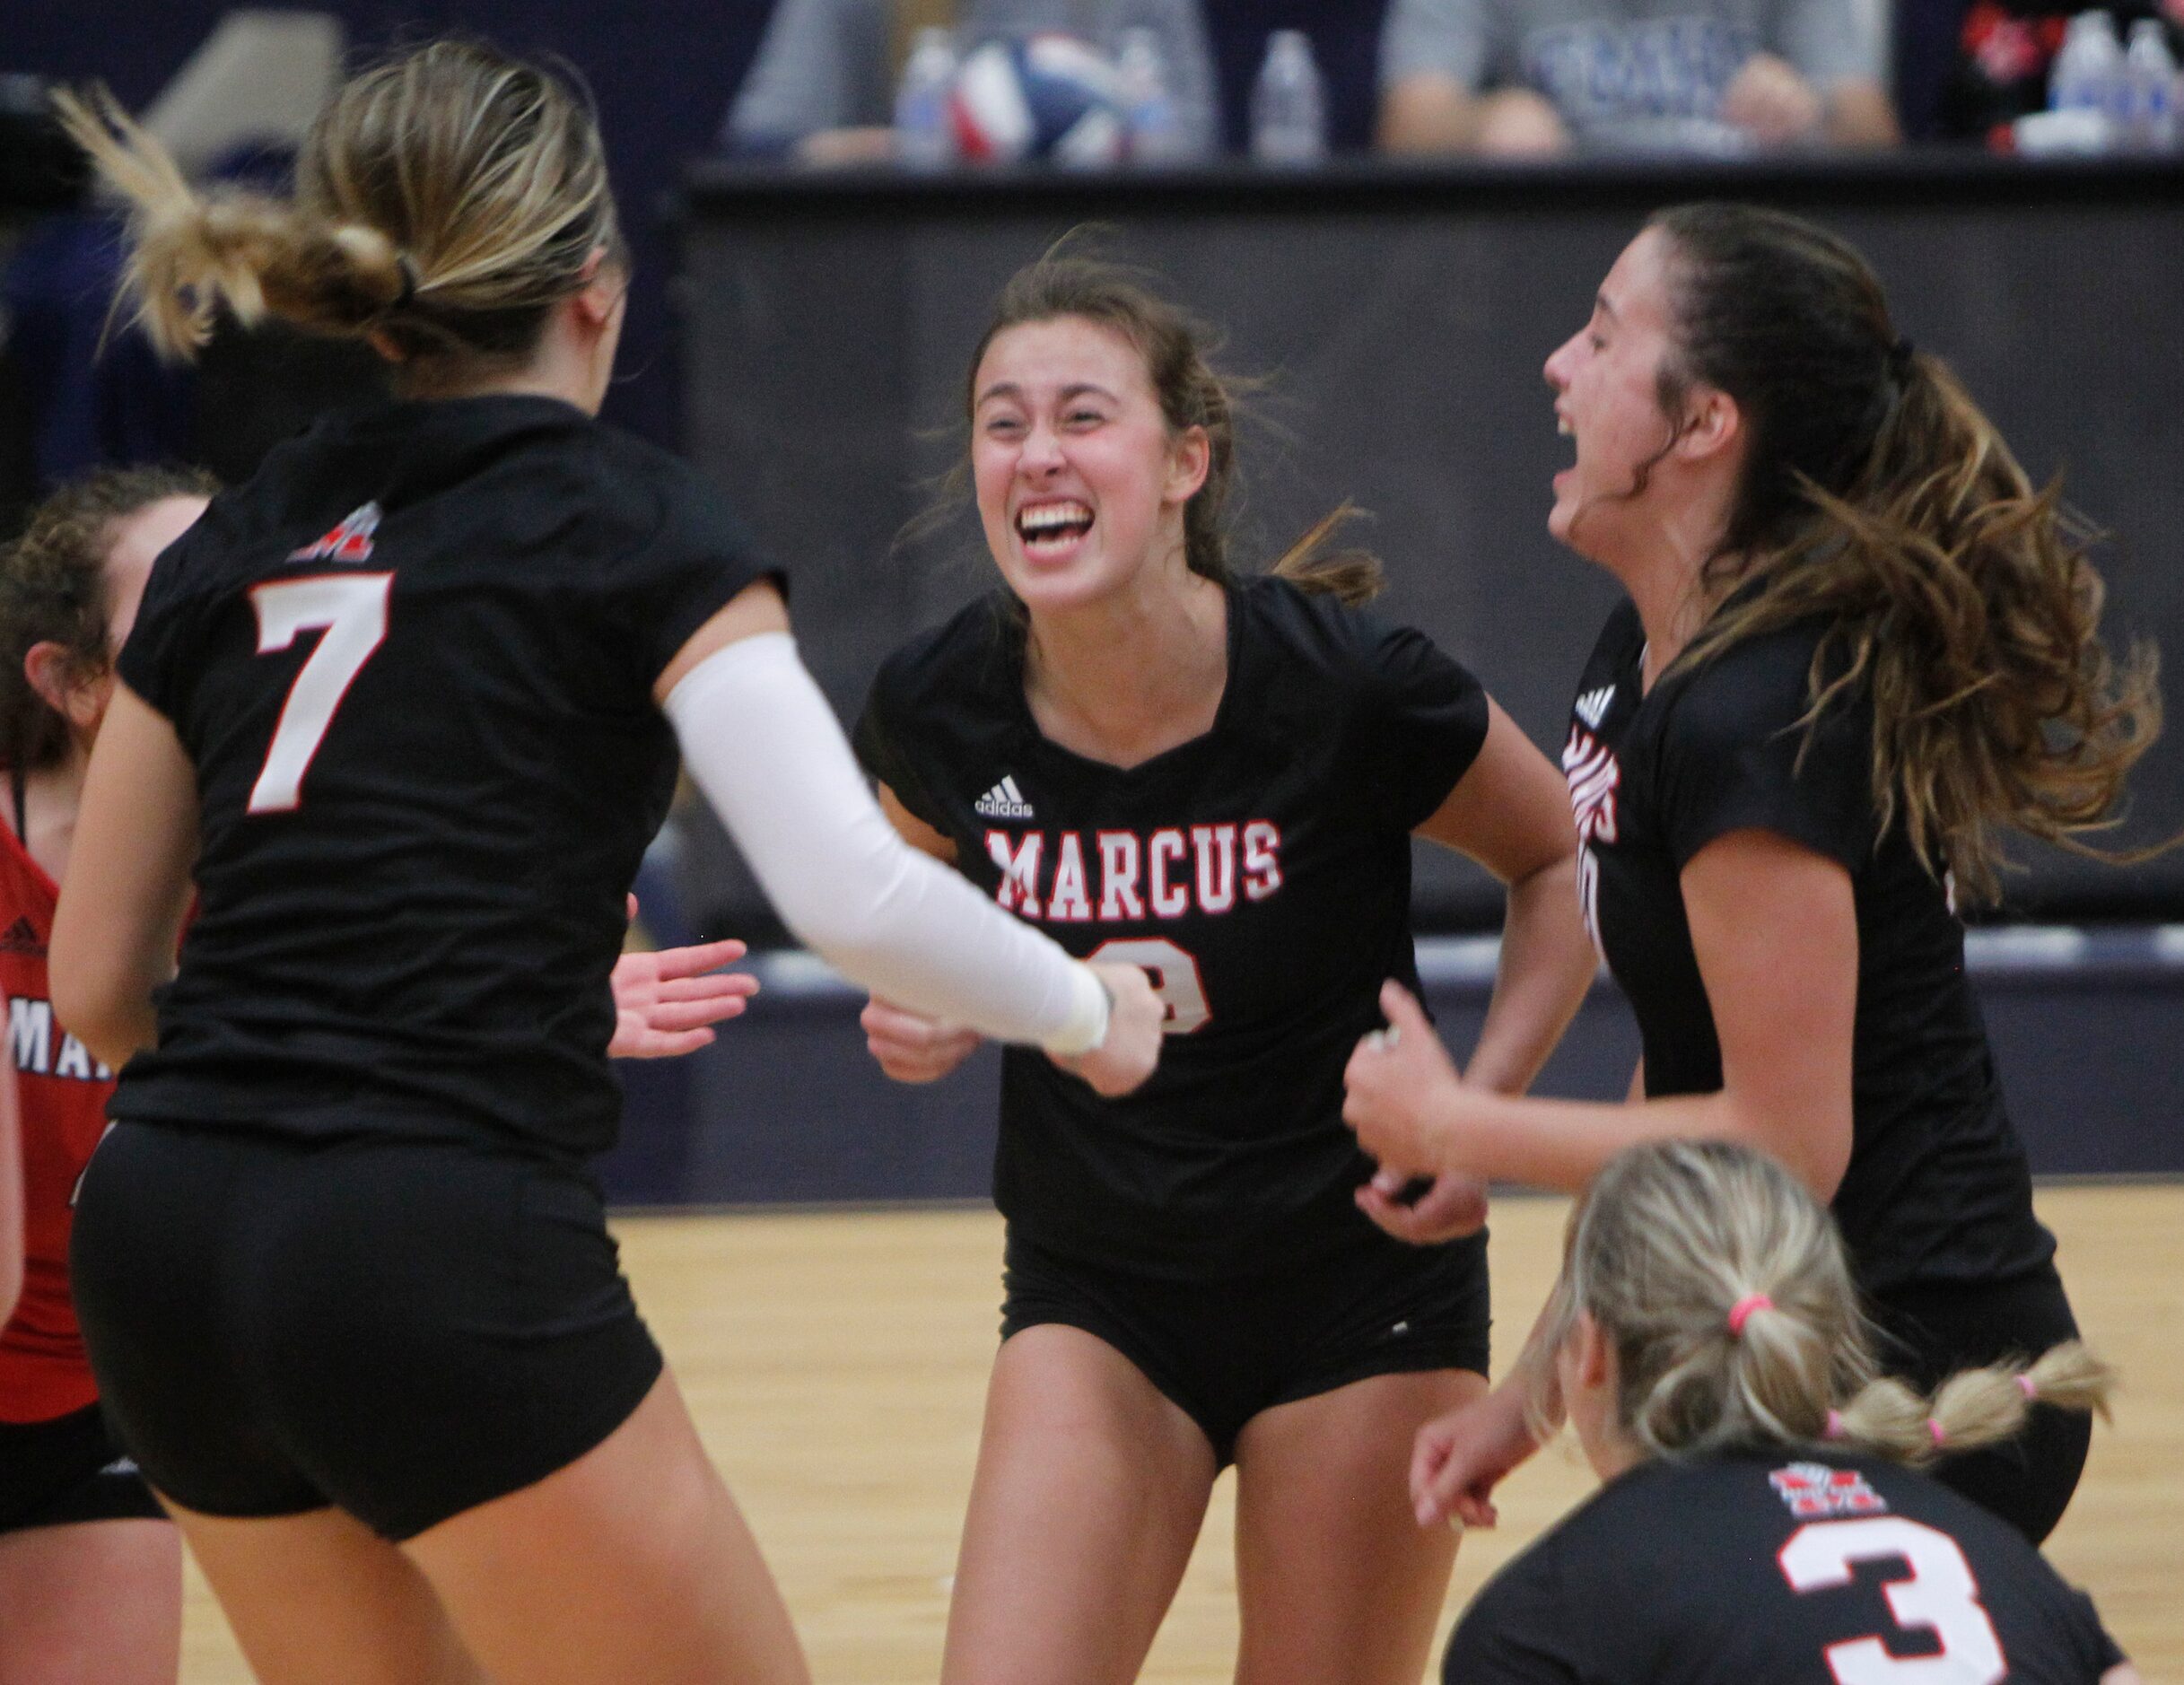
[246,574,393,814]
[1088,938,1210,1035]
[1778,1516,2006,1685]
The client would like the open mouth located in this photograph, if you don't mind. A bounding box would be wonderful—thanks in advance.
[1016,499,1094,556]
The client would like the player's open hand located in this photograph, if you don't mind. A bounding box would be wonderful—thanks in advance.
[1356,1165,1490,1245]
[862,996,983,1083]
[1343,981,1465,1180]
[1053,961,1164,1096]
[607,896,758,1059]
[1411,1382,1540,1531]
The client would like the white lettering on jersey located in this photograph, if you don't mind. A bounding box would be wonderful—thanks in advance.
[1089,936,1210,1033]
[974,775,1035,820]
[988,825,1284,922]
[1048,832,1093,921]
[1242,821,1283,901]
[10,995,51,1075]
[1192,825,1237,913]
[985,830,1044,918]
[1575,684,1616,729]
[1097,832,1144,920]
[1148,829,1189,919]
[7,995,109,1082]
[1562,724,1621,845]
[1563,723,1623,952]
[1778,1517,2007,1685]
[246,572,394,814]
[54,1035,92,1081]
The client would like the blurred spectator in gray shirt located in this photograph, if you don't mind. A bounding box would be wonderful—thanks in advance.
[726,0,1219,162]
[1376,0,1900,153]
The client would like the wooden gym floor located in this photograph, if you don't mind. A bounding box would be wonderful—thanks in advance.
[179,1183,2184,1682]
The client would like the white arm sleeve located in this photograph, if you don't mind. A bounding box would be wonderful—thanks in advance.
[662,633,1110,1055]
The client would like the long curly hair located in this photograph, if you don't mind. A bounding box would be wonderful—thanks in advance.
[1649,203,2163,902]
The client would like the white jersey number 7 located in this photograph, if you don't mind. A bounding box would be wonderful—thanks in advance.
[245,573,393,814]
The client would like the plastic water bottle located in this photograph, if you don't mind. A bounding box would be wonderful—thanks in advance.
[2123,19,2179,150]
[1118,27,1188,163]
[2049,12,2127,148]
[895,26,958,170]
[1250,31,1327,165]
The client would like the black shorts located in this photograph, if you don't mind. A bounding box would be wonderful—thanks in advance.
[70,1122,663,1542]
[1871,1266,2086,1545]
[1001,1225,1490,1468]
[0,1403,166,1533]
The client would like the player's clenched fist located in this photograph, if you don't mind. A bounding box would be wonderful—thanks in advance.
[1343,980,1465,1180]
[1053,961,1165,1097]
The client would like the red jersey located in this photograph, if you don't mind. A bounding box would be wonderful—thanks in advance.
[0,818,115,1423]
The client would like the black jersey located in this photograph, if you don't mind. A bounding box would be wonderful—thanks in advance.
[855,575,1490,1277]
[1443,1450,2127,1684]
[1562,602,2055,1305]
[111,395,768,1159]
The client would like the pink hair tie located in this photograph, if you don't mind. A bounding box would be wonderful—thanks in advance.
[2017,1374,2039,1401]
[1928,1418,1948,1450]
[1824,1410,1846,1442]
[1726,1294,1773,1337]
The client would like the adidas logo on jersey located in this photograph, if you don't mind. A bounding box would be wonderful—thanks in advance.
[0,916,42,956]
[1574,685,1616,729]
[974,776,1035,821]
[290,502,382,563]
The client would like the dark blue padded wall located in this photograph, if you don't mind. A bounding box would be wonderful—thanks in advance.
[602,931,2184,1207]
[677,160,2184,937]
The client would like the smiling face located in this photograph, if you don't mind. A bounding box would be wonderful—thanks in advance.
[970,315,1208,615]
[1541,227,1697,563]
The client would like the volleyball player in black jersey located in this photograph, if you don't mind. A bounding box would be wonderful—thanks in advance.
[1343,205,2162,1546]
[43,46,1160,1685]
[853,256,1598,1685]
[1441,1139,2136,1685]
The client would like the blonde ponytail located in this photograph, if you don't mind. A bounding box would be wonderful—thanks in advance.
[1833,1340,2116,1466]
[51,86,409,360]
[53,41,621,377]
[1539,1140,2116,1473]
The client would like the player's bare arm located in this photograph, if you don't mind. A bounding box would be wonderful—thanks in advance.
[49,685,197,1071]
[1411,697,1594,1097]
[1342,827,1854,1200]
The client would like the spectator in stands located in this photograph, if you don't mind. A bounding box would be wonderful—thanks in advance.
[723,0,1219,162]
[1376,0,1900,153]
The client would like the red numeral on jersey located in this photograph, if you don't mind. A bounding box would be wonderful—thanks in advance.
[245,574,393,814]
[1088,937,1210,1035]
[1778,1516,2006,1684]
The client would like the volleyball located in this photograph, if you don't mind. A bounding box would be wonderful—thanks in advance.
[949,32,1124,167]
